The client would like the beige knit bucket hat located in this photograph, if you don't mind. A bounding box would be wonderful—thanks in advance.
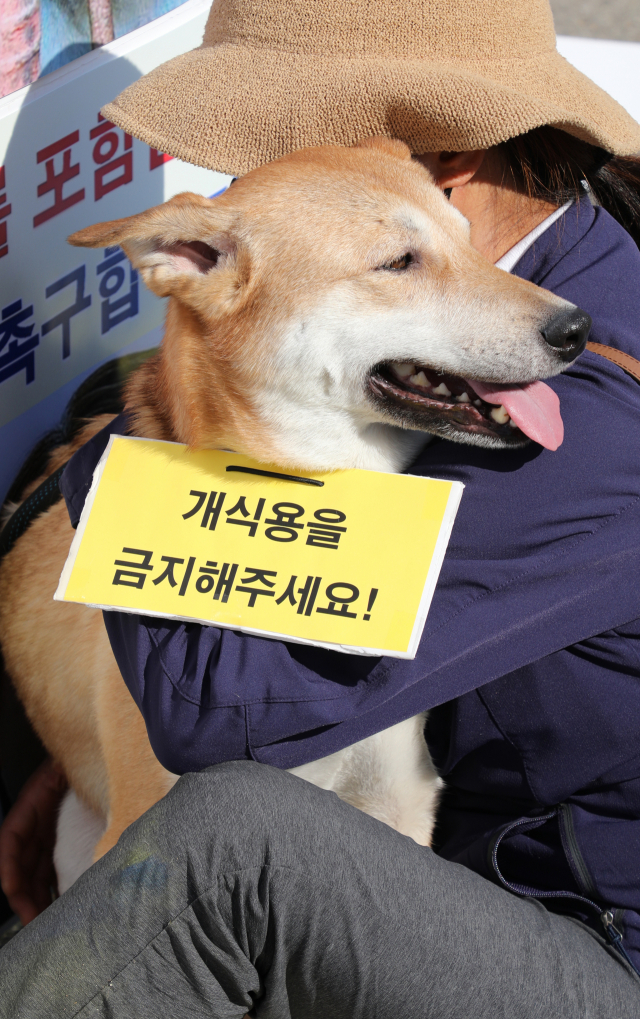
[102,0,640,176]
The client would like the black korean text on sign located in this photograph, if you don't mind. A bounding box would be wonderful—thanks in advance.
[236,568,277,606]
[188,560,240,601]
[194,561,219,594]
[213,563,238,602]
[306,508,347,550]
[113,548,153,589]
[316,582,360,619]
[150,556,197,597]
[274,575,323,616]
[178,557,196,595]
[275,575,298,607]
[109,545,373,623]
[152,556,185,589]
[183,491,348,548]
[298,576,322,614]
[264,502,304,542]
[182,490,227,530]
[226,496,266,536]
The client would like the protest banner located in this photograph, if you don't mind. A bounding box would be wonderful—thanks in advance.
[0,0,226,506]
[55,436,464,657]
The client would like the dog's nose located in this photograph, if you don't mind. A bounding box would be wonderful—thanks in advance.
[541,308,591,362]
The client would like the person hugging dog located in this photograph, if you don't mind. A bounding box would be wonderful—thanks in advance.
[2,1,640,1016]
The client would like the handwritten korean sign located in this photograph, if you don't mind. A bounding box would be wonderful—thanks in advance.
[55,436,464,658]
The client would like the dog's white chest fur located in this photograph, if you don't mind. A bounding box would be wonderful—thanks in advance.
[55,790,108,894]
[289,712,442,845]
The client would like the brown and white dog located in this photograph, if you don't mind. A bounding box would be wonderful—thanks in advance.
[0,137,585,892]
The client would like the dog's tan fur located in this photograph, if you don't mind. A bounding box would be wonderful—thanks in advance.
[0,139,576,877]
[0,417,177,861]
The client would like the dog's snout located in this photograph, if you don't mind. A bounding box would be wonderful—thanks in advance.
[540,308,591,362]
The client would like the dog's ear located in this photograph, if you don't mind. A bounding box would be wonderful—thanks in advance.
[355,137,412,161]
[68,192,242,301]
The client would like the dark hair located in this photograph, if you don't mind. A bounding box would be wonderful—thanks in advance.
[499,126,640,248]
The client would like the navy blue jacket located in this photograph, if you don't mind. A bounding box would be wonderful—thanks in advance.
[62,202,640,969]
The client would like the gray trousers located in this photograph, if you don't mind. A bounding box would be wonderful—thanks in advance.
[2,761,639,1018]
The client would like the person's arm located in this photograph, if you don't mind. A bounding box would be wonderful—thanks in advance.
[0,760,67,924]
[61,345,640,774]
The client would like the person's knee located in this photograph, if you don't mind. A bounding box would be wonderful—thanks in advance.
[169,761,327,839]
[162,760,361,867]
[181,759,298,807]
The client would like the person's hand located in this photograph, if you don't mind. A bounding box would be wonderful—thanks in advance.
[0,758,67,925]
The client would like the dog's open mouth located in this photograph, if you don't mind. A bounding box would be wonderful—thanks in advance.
[369,362,564,450]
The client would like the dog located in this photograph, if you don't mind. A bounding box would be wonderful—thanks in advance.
[0,136,586,892]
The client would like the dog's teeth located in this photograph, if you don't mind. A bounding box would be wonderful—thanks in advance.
[393,362,416,379]
[490,405,510,424]
[431,382,451,397]
[455,392,470,403]
[409,371,429,387]
[473,399,482,407]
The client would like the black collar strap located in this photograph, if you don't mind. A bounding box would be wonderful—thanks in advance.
[0,462,69,562]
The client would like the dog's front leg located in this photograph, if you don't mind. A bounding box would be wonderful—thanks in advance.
[92,659,179,862]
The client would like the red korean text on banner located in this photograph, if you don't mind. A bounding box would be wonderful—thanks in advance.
[91,114,133,201]
[0,166,11,258]
[33,131,85,228]
[149,148,173,170]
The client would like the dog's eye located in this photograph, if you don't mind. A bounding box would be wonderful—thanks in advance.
[381,253,413,271]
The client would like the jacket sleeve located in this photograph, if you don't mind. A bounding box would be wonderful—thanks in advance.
[60,412,129,528]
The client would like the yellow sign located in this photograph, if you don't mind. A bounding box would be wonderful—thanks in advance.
[55,436,463,658]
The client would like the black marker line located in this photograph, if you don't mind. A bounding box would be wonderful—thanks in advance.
[226,466,324,487]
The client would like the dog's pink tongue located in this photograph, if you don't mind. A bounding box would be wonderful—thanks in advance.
[467,379,564,450]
